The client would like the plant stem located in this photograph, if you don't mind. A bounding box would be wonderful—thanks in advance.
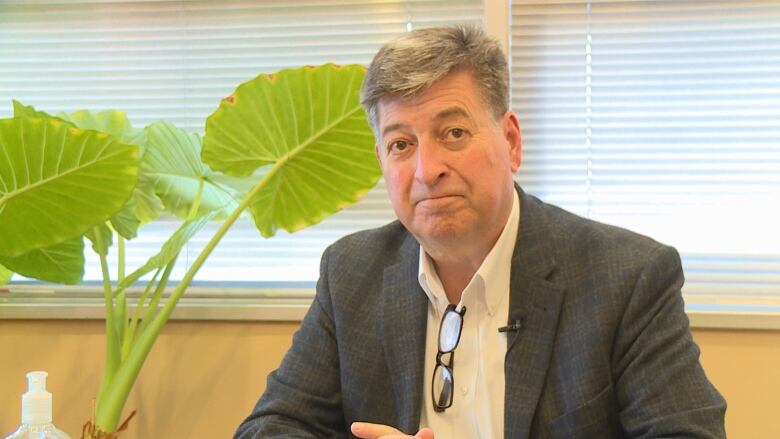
[187,178,204,220]
[121,267,161,361]
[93,162,281,432]
[115,289,127,360]
[117,235,125,282]
[117,234,129,349]
[93,227,119,411]
[137,255,178,337]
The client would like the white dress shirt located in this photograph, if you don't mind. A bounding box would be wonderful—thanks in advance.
[418,190,520,439]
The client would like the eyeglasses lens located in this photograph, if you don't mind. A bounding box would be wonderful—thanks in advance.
[433,359,453,408]
[439,311,462,352]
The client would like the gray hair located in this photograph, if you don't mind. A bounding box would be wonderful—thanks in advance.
[360,24,509,138]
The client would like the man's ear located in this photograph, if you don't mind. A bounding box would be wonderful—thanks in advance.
[502,111,522,172]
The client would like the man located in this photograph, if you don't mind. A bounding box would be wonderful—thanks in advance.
[235,25,726,438]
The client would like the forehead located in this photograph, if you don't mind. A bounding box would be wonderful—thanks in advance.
[377,71,487,126]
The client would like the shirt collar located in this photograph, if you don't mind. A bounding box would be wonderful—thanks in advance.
[418,190,521,316]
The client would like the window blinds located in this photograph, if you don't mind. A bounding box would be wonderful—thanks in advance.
[0,0,483,286]
[511,0,780,298]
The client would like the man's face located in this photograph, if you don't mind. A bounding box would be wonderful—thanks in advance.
[376,70,521,251]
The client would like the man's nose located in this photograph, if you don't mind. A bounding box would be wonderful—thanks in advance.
[414,139,448,184]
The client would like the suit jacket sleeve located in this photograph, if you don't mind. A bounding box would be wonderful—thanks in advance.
[234,244,347,439]
[612,245,726,438]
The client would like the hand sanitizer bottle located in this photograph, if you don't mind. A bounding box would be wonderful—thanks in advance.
[4,371,71,439]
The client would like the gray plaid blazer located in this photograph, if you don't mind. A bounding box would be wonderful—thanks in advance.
[235,187,726,438]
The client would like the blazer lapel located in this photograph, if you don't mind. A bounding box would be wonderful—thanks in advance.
[504,189,566,438]
[380,233,428,434]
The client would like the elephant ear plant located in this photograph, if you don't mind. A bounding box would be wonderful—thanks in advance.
[0,64,379,438]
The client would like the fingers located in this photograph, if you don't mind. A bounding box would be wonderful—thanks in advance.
[351,422,428,439]
[351,422,403,438]
[415,427,435,439]
[351,422,412,439]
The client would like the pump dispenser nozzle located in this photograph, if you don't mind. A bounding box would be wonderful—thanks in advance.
[22,371,52,425]
[4,371,70,439]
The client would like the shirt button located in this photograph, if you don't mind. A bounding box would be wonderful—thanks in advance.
[460,386,468,395]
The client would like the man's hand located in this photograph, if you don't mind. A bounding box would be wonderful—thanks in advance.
[351,422,434,439]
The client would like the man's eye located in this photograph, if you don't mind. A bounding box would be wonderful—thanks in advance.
[447,128,466,139]
[389,140,408,152]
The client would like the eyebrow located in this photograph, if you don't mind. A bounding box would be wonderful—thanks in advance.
[433,106,471,123]
[380,122,406,139]
[380,106,472,139]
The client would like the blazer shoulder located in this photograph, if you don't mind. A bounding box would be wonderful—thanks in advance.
[519,193,681,294]
[532,195,673,258]
[317,220,415,300]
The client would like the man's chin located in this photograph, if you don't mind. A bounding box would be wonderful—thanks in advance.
[411,221,471,245]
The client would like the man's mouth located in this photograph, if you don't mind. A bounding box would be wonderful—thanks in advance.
[415,194,461,205]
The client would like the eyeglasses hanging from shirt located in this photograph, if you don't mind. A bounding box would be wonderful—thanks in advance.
[432,303,466,412]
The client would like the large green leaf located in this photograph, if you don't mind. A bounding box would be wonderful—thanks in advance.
[202,63,380,237]
[13,102,146,151]
[56,108,155,239]
[85,222,114,256]
[12,100,70,124]
[111,174,163,240]
[0,263,12,285]
[0,117,139,257]
[108,171,165,240]
[144,121,239,219]
[0,237,85,284]
[58,109,147,148]
[12,102,156,240]
[130,177,165,223]
[110,205,143,240]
